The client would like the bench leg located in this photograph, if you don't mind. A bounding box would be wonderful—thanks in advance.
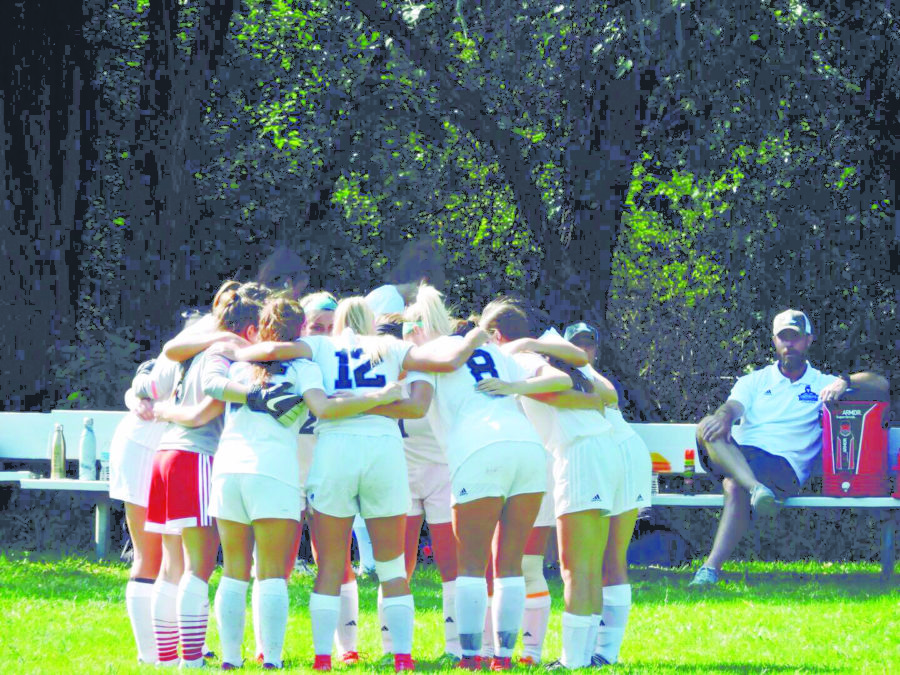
[94,498,110,560]
[880,509,896,581]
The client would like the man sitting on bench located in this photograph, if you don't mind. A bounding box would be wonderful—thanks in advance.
[688,310,849,587]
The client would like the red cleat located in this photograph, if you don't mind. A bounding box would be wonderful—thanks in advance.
[256,653,265,664]
[489,656,512,671]
[518,655,538,667]
[458,656,481,671]
[313,654,332,671]
[394,654,415,671]
[341,651,361,665]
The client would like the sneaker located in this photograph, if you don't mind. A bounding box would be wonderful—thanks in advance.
[221,663,241,671]
[518,656,539,667]
[313,655,332,671]
[750,483,778,518]
[590,653,612,667]
[341,651,361,665]
[262,664,282,671]
[394,654,415,671]
[688,566,720,587]
[436,654,462,667]
[458,656,481,671]
[489,656,512,671]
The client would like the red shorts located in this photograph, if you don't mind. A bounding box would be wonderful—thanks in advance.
[145,449,214,534]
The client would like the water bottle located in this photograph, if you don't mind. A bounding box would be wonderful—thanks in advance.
[684,448,696,493]
[49,424,67,479]
[98,448,111,482]
[78,417,97,480]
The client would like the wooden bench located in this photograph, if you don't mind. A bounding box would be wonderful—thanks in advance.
[630,423,900,580]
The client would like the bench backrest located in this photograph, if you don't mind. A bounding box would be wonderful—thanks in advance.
[0,411,128,461]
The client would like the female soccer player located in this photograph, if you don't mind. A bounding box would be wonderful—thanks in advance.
[227,296,488,672]
[204,296,402,669]
[402,287,576,671]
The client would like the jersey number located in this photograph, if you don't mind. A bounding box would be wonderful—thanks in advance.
[299,413,317,435]
[466,349,499,383]
[334,349,387,389]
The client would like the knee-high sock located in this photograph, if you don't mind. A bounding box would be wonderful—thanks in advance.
[442,580,461,657]
[561,612,592,668]
[336,581,359,655]
[521,555,551,662]
[177,574,210,665]
[481,596,494,658]
[258,578,289,667]
[151,579,179,665]
[596,584,631,664]
[251,577,262,658]
[492,577,525,659]
[585,614,601,665]
[126,579,158,664]
[214,576,248,667]
[378,584,393,654]
[352,515,375,573]
[309,592,340,657]
[454,576,487,658]
[382,594,415,656]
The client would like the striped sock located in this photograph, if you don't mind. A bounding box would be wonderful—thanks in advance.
[151,579,179,665]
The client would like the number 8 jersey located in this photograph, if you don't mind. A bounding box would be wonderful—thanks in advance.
[300,334,412,438]
[425,336,544,475]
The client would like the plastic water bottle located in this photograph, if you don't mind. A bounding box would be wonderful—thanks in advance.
[684,448,696,493]
[98,448,111,482]
[78,417,97,480]
[49,424,67,479]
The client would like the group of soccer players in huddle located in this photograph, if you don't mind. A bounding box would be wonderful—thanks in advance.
[108,270,652,672]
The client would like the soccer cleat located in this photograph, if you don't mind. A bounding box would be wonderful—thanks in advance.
[518,655,539,667]
[313,655,332,671]
[543,659,569,670]
[221,663,242,671]
[202,645,217,659]
[436,653,462,667]
[489,656,512,671]
[688,566,720,587]
[457,656,481,671]
[257,653,265,664]
[590,653,612,667]
[394,654,415,671]
[341,651,361,665]
[262,663,282,670]
[750,483,778,518]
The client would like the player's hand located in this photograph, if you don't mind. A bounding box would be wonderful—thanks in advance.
[135,398,155,421]
[819,378,848,403]
[152,400,174,423]
[378,381,403,404]
[476,378,519,396]
[698,413,731,443]
[466,326,490,347]
[503,338,534,355]
[246,382,306,427]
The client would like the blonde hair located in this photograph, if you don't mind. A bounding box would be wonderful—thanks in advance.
[333,296,396,364]
[405,284,455,340]
[252,297,305,383]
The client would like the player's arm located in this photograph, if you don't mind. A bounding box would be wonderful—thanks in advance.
[476,364,573,397]
[124,388,156,421]
[369,380,434,419]
[153,396,225,428]
[229,340,313,363]
[529,375,618,409]
[303,382,403,420]
[697,399,744,443]
[162,327,248,363]
[403,327,490,373]
[503,336,590,366]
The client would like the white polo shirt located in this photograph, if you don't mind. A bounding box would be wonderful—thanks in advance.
[728,362,838,483]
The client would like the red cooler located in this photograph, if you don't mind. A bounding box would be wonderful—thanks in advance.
[822,401,889,496]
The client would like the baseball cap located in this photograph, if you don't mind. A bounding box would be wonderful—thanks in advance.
[772,309,813,337]
[563,321,599,343]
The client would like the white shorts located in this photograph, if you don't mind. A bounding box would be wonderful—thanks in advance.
[209,473,304,524]
[109,436,155,507]
[451,441,547,506]
[617,434,653,515]
[306,433,410,519]
[407,461,452,524]
[297,436,315,487]
[553,436,623,517]
[533,454,556,527]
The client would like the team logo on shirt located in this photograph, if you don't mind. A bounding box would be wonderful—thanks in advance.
[798,385,818,402]
[763,389,773,396]
[591,494,602,502]
[636,495,645,502]
[459,488,468,497]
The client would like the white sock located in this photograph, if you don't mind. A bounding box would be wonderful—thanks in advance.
[126,579,157,664]
[252,577,262,658]
[378,583,393,654]
[442,580,461,657]
[258,578,289,667]
[454,576,487,658]
[596,584,631,664]
[521,594,551,661]
[214,576,248,667]
[493,577,525,659]
[482,596,494,658]
[585,614,601,665]
[336,581,359,655]
[151,579,179,665]
[309,592,340,656]
[177,574,210,664]
[382,594,415,656]
[561,612,592,668]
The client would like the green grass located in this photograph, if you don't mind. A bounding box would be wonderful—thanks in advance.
[1,555,898,673]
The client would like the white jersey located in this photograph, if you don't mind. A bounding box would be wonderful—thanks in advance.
[401,371,445,467]
[425,336,543,474]
[578,365,635,444]
[302,334,412,438]
[120,356,183,450]
[513,352,612,455]
[213,359,324,490]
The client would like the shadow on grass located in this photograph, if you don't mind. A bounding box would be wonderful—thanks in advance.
[612,663,845,674]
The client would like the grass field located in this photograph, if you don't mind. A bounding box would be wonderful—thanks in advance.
[1,555,898,674]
